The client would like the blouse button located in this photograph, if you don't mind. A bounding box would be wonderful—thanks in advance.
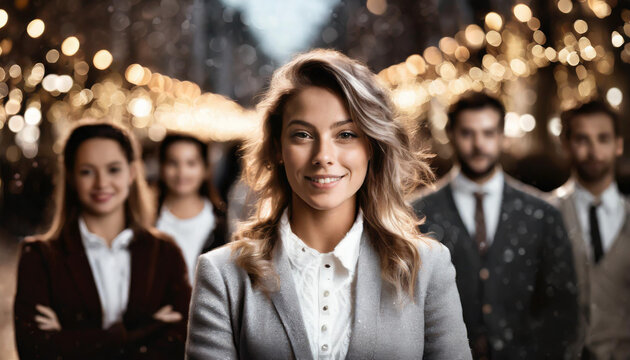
[321,344,329,351]
[324,264,331,268]
[323,290,330,297]
[323,305,328,311]
[321,324,327,332]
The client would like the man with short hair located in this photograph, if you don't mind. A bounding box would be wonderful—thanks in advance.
[551,100,629,359]
[414,92,578,359]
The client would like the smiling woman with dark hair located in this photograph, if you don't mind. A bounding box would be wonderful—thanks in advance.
[186,49,471,359]
[14,121,191,360]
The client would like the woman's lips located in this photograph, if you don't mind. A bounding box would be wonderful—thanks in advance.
[90,193,114,203]
[305,175,345,189]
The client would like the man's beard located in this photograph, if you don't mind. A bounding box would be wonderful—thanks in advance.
[457,151,499,181]
[575,158,614,183]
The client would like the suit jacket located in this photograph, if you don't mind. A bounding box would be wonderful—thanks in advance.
[186,233,472,359]
[14,222,192,360]
[554,186,630,359]
[414,181,578,359]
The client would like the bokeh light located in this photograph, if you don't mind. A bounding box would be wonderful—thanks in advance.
[26,19,45,38]
[93,50,113,70]
[61,36,80,56]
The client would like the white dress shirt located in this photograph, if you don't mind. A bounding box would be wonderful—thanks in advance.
[278,209,363,360]
[451,170,504,246]
[78,218,133,329]
[573,181,626,259]
[156,199,216,284]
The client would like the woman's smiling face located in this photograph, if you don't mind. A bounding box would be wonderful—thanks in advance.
[280,86,370,212]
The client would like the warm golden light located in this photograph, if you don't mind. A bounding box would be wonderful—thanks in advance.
[405,55,426,76]
[0,9,8,29]
[366,0,387,15]
[454,46,470,62]
[423,46,442,65]
[486,31,502,47]
[545,47,558,61]
[533,30,546,44]
[61,36,80,56]
[26,19,45,38]
[567,52,580,66]
[590,1,611,18]
[612,31,624,48]
[438,37,458,55]
[93,50,113,70]
[513,4,532,22]
[574,19,588,34]
[558,0,573,14]
[46,49,60,63]
[125,64,145,85]
[606,87,623,107]
[465,24,485,48]
[485,12,503,31]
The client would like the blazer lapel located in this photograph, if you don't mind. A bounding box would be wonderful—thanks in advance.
[62,224,103,324]
[347,234,380,360]
[126,230,158,319]
[487,182,514,257]
[444,185,483,267]
[269,246,314,360]
[563,193,590,265]
[444,184,475,242]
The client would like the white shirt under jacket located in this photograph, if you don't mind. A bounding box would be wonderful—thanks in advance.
[573,181,626,260]
[278,209,364,360]
[78,218,133,329]
[451,170,504,246]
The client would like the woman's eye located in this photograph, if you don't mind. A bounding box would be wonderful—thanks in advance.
[292,131,311,139]
[109,167,121,174]
[338,131,358,140]
[79,169,92,176]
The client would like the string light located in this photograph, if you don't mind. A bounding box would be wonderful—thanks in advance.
[93,50,113,70]
[26,19,45,38]
[61,36,80,56]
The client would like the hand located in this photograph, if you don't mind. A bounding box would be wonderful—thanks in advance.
[153,305,182,323]
[35,304,61,331]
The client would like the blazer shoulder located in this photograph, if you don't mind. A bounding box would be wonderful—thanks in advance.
[413,184,451,212]
[416,238,452,270]
[197,242,248,279]
[506,183,561,214]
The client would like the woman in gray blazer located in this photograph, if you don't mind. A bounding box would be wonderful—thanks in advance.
[186,49,472,360]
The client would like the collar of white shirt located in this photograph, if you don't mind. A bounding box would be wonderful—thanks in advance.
[278,209,363,275]
[574,180,623,213]
[452,168,505,196]
[78,218,134,250]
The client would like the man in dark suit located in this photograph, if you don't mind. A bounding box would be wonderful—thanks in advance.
[413,92,578,359]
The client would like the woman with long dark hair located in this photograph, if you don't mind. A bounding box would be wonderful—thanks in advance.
[186,49,471,359]
[156,134,227,283]
[14,122,191,360]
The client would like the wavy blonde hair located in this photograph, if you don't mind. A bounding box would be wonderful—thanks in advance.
[232,49,434,298]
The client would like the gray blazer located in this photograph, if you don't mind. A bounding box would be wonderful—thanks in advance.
[186,233,472,359]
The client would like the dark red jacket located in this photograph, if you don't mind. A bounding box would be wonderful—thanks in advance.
[14,223,191,360]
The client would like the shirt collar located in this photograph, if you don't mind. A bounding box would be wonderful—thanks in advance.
[574,180,622,213]
[279,208,363,274]
[452,168,505,196]
[78,217,134,250]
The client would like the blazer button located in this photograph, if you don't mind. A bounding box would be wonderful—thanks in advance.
[479,268,489,280]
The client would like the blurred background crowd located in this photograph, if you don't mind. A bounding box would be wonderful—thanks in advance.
[0,0,629,358]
